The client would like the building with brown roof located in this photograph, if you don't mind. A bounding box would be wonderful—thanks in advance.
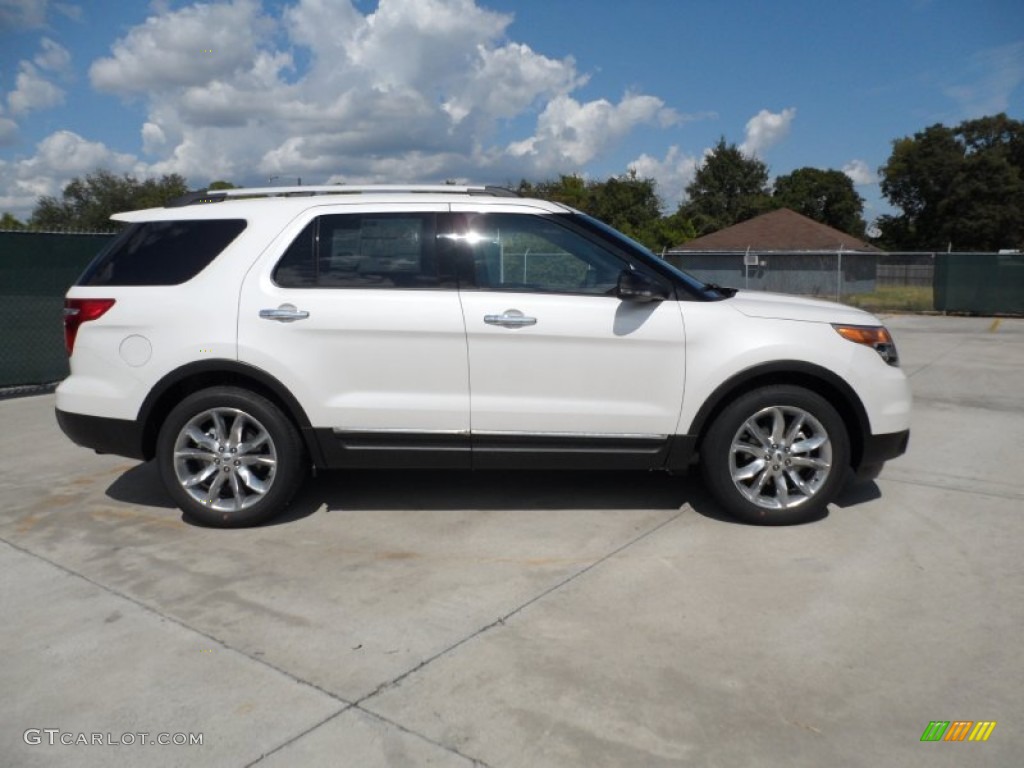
[667,208,881,296]
[672,208,880,253]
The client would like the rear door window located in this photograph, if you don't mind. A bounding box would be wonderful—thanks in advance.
[273,213,444,288]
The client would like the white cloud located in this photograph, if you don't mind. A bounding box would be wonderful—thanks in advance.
[0,0,78,29]
[842,159,877,186]
[26,130,137,174]
[0,0,49,28]
[282,0,364,54]
[946,41,1024,117]
[443,42,584,124]
[0,117,18,145]
[74,0,681,189]
[3,0,688,215]
[34,37,71,72]
[512,93,677,168]
[739,107,796,156]
[141,122,167,154]
[89,0,273,93]
[7,61,65,114]
[0,130,141,217]
[0,168,35,215]
[55,1,79,21]
[5,37,71,115]
[344,0,511,92]
[628,146,699,211]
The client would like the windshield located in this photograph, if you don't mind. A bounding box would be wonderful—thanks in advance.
[567,211,729,299]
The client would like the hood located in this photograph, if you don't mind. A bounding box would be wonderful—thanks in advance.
[728,290,881,325]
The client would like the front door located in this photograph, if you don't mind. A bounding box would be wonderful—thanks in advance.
[450,206,687,468]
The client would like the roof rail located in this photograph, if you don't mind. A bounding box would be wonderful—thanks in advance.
[165,184,519,207]
[165,190,229,207]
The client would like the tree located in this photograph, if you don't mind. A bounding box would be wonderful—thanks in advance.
[638,211,697,253]
[517,172,692,251]
[878,113,1024,250]
[208,180,237,190]
[1,212,25,230]
[584,172,663,242]
[516,174,590,211]
[29,170,189,231]
[772,167,866,237]
[679,138,772,236]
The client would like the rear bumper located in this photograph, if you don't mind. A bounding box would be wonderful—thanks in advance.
[56,408,146,460]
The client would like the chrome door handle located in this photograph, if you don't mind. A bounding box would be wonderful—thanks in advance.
[484,311,537,328]
[259,305,309,322]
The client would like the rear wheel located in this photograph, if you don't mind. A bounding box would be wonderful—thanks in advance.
[156,387,306,527]
[700,385,849,525]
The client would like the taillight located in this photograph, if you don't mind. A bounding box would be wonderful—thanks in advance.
[63,298,115,356]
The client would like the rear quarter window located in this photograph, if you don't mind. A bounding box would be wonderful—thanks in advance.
[77,219,247,286]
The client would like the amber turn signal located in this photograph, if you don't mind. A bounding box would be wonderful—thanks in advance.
[832,324,899,366]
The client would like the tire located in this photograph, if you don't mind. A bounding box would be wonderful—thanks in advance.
[156,386,306,527]
[700,385,850,525]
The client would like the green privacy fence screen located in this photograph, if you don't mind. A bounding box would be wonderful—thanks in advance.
[0,231,114,388]
[933,252,1024,314]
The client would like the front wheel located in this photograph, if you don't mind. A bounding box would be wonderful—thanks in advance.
[156,387,306,527]
[700,385,850,525]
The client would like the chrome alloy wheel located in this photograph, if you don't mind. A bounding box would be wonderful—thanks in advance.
[172,407,278,512]
[729,405,833,510]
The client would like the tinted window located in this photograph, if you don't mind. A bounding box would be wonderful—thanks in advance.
[273,213,439,288]
[272,220,317,287]
[78,219,246,286]
[459,213,626,295]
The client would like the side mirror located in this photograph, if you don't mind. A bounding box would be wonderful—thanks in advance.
[616,270,669,302]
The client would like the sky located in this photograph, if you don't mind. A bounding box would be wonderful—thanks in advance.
[0,0,1022,224]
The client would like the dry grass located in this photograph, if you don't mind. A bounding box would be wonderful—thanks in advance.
[843,284,934,312]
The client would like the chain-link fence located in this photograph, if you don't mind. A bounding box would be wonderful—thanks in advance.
[665,250,876,301]
[666,250,1024,314]
[0,230,114,390]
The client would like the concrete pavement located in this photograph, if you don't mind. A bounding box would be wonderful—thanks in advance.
[1,314,1021,767]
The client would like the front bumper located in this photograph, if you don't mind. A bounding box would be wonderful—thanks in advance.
[854,429,910,480]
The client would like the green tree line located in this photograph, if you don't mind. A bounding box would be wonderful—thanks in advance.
[3,113,1022,251]
[878,113,1024,251]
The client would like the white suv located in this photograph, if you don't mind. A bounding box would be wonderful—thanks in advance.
[56,185,911,527]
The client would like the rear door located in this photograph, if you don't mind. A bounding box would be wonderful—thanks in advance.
[237,203,470,466]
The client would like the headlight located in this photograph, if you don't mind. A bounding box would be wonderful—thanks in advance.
[832,324,899,366]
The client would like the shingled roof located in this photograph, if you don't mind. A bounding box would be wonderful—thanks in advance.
[672,208,881,252]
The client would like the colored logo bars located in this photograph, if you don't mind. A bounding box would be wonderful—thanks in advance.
[921,721,997,742]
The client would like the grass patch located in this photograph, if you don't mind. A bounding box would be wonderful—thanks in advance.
[843,284,934,312]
